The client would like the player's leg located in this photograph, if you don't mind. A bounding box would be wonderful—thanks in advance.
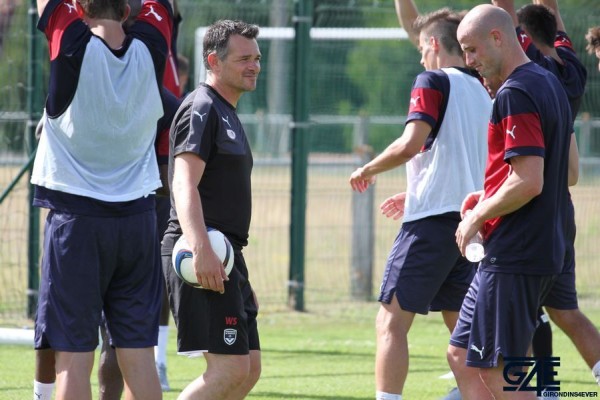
[375,297,416,397]
[448,272,493,400]
[105,208,162,400]
[531,308,553,365]
[447,345,492,400]
[115,347,161,400]
[468,272,552,400]
[436,255,477,400]
[542,232,600,384]
[34,349,56,400]
[175,286,260,399]
[229,349,261,399]
[227,286,262,399]
[156,290,171,391]
[98,321,124,400]
[376,213,470,399]
[479,361,536,400]
[155,195,172,391]
[441,311,459,334]
[35,211,109,400]
[54,351,95,400]
[546,307,600,379]
[178,353,253,399]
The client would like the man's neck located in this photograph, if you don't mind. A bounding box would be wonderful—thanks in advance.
[438,54,466,69]
[206,76,241,108]
[85,18,126,50]
[535,41,564,65]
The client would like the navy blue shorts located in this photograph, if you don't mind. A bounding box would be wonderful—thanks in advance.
[378,213,476,314]
[155,195,170,242]
[449,269,555,368]
[35,210,162,351]
[542,241,578,310]
[162,241,260,356]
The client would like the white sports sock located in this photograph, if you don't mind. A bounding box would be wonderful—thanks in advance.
[155,325,169,366]
[33,380,54,400]
[592,360,600,385]
[376,391,402,400]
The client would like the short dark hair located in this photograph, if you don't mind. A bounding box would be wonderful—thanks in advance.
[517,4,557,48]
[203,20,259,70]
[586,26,600,54]
[79,0,128,20]
[413,8,463,56]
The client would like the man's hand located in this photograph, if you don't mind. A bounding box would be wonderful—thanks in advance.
[349,167,376,193]
[380,192,406,220]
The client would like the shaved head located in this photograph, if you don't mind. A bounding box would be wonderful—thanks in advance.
[457,4,529,87]
[458,4,515,42]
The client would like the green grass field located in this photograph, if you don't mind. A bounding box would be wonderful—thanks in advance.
[1,301,599,399]
[2,165,600,398]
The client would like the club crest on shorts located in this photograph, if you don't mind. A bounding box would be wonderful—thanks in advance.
[224,328,237,345]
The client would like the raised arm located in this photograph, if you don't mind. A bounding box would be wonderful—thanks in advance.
[568,133,579,186]
[533,0,566,33]
[491,0,518,27]
[394,0,420,47]
[36,0,52,17]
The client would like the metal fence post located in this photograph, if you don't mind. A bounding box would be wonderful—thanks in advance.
[288,0,312,311]
[26,0,43,319]
[351,115,374,300]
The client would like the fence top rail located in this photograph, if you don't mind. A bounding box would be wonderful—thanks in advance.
[0,112,29,121]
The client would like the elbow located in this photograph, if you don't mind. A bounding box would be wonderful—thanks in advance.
[524,179,544,200]
[568,170,579,187]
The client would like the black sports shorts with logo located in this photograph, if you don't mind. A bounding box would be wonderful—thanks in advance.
[163,244,260,356]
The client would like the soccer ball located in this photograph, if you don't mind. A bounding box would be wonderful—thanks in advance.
[172,228,234,288]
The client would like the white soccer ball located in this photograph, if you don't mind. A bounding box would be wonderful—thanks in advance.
[172,228,234,288]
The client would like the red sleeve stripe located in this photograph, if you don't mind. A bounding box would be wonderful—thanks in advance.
[137,0,172,48]
[501,112,544,150]
[46,1,82,60]
[554,32,574,51]
[408,87,442,123]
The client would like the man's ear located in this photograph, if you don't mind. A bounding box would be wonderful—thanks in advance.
[207,52,220,72]
[490,29,502,47]
[122,4,131,23]
[430,36,440,52]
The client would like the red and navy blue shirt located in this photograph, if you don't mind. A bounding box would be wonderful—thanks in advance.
[481,62,572,275]
[406,68,450,151]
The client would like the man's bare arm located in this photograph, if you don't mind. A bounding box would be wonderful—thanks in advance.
[37,0,52,17]
[394,0,420,47]
[491,0,519,27]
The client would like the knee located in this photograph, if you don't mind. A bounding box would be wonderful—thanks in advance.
[375,308,410,339]
[447,345,465,372]
[227,362,252,387]
[246,362,261,389]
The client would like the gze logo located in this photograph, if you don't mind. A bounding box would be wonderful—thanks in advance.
[225,316,238,326]
[503,357,560,396]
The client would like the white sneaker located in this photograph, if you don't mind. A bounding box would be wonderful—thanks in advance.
[156,362,170,392]
[594,368,600,386]
[438,371,455,380]
[439,387,461,400]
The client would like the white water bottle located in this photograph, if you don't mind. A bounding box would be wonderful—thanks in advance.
[464,210,484,262]
[465,235,484,262]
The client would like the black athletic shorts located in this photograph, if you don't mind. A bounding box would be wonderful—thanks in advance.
[163,246,260,356]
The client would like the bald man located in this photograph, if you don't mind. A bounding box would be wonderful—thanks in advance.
[447,5,572,399]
